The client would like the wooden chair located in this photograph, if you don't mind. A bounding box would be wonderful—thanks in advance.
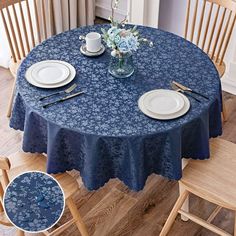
[184,0,236,121]
[0,0,55,117]
[160,138,236,236]
[0,151,89,236]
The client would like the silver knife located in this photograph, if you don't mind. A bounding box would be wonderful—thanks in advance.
[43,91,86,108]
[172,81,209,100]
[171,83,201,103]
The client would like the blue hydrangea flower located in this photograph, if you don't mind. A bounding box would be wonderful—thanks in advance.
[107,27,122,40]
[114,34,121,44]
[126,35,139,51]
[104,26,142,53]
[117,37,130,53]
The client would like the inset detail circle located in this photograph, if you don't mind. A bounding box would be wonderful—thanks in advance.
[3,171,65,233]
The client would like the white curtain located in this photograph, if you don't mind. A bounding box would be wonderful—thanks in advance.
[0,0,95,68]
[37,0,95,38]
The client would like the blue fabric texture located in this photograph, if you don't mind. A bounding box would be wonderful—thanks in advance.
[4,172,64,232]
[10,24,222,191]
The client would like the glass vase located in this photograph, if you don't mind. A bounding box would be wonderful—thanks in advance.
[108,52,134,79]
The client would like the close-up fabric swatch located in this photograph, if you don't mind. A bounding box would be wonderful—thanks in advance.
[3,171,65,232]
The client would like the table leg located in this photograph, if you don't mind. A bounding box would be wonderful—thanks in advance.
[180,158,189,221]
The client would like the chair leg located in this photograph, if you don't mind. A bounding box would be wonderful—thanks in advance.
[222,99,227,122]
[16,230,25,236]
[234,211,236,236]
[159,190,189,236]
[7,76,17,118]
[0,183,4,212]
[179,183,189,221]
[66,197,89,236]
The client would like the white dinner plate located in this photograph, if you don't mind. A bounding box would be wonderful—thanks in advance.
[25,60,76,89]
[31,61,70,85]
[138,89,190,120]
[143,90,185,115]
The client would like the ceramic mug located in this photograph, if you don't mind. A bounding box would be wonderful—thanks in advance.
[83,32,101,53]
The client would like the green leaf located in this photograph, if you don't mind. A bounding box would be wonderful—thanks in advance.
[131,25,137,33]
[101,28,106,34]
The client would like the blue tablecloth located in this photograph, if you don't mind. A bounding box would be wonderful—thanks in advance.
[10,24,222,191]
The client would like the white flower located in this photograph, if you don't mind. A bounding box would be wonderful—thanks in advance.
[126,35,139,51]
[111,50,117,57]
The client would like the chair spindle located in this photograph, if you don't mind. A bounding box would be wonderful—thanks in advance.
[197,0,206,46]
[191,0,199,42]
[220,13,236,65]
[19,0,30,54]
[211,7,227,60]
[6,6,21,60]
[215,11,232,63]
[206,4,220,55]
[201,2,214,50]
[185,0,191,39]
[26,0,36,47]
[0,9,17,62]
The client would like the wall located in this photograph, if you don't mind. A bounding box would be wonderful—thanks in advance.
[159,0,186,36]
[95,0,128,21]
[144,0,160,27]
[95,0,160,27]
[0,18,11,68]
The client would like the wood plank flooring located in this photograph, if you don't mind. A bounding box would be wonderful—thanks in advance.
[0,67,235,236]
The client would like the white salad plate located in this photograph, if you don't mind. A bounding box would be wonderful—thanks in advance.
[80,44,105,57]
[143,89,185,115]
[25,60,76,89]
[31,61,70,85]
[138,89,190,120]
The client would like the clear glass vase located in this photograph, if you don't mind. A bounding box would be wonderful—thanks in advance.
[108,52,134,79]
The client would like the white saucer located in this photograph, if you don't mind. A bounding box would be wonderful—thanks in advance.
[25,60,76,89]
[138,89,190,120]
[80,44,105,57]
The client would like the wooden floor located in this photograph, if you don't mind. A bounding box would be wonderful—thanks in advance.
[0,67,236,236]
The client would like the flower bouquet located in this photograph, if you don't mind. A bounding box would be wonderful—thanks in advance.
[101,0,153,78]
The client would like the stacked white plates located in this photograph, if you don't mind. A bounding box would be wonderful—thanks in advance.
[25,60,76,88]
[138,89,190,120]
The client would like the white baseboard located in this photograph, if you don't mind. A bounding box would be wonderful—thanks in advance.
[95,4,127,21]
[221,74,236,95]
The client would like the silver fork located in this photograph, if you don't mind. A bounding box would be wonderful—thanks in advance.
[171,83,201,103]
[39,83,77,101]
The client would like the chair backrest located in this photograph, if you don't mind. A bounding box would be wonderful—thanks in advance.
[0,0,55,63]
[184,0,236,65]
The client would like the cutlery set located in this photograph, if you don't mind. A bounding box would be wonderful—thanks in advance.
[40,80,207,109]
[171,81,208,103]
[40,83,86,108]
[40,83,78,101]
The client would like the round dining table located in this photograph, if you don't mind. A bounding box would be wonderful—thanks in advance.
[10,24,222,191]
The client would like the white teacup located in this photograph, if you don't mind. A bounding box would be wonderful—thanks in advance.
[85,32,101,53]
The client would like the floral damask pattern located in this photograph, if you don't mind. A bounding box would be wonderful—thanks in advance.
[4,172,64,232]
[10,25,222,191]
